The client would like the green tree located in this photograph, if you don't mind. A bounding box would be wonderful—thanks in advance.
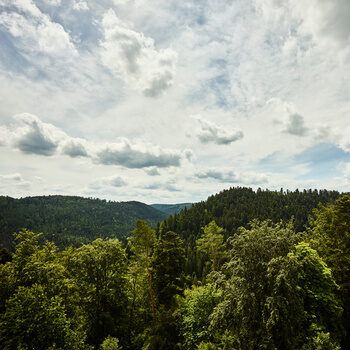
[196,221,225,272]
[99,336,121,350]
[0,284,88,350]
[64,238,128,347]
[130,220,157,321]
[210,221,342,349]
[179,284,222,350]
[152,231,185,306]
[308,194,350,348]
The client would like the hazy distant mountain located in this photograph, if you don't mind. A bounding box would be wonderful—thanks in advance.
[0,195,167,249]
[150,203,193,215]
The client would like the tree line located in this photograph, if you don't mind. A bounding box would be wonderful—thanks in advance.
[1,193,350,349]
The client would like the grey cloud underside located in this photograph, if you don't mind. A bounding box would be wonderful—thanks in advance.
[198,130,244,145]
[284,113,309,137]
[109,176,127,187]
[61,140,88,158]
[143,71,174,98]
[16,122,57,156]
[96,146,182,168]
[143,182,179,192]
[196,169,268,185]
[196,170,240,182]
[195,117,244,145]
[145,168,160,176]
[6,114,188,170]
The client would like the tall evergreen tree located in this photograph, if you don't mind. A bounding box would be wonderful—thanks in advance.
[130,220,157,321]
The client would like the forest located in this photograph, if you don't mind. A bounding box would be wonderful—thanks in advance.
[0,195,167,249]
[0,188,350,349]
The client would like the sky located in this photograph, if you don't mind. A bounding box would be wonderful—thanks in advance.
[0,0,349,204]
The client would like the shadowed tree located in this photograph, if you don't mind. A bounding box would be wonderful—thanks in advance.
[152,231,185,307]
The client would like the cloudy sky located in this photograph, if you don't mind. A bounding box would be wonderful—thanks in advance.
[0,0,349,203]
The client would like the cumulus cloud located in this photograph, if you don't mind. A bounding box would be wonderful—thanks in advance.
[192,115,244,145]
[101,9,177,97]
[96,139,183,168]
[60,139,88,158]
[142,181,180,192]
[88,175,127,191]
[195,169,268,185]
[2,114,191,169]
[145,167,160,176]
[0,0,77,58]
[109,175,127,187]
[12,113,65,156]
[291,0,350,48]
[283,113,309,136]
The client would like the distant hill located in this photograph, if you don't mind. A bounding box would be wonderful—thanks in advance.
[151,203,193,215]
[159,187,343,240]
[0,195,167,249]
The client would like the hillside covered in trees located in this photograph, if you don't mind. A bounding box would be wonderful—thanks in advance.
[1,194,350,350]
[157,187,343,279]
[150,203,193,215]
[0,195,167,249]
[159,187,342,238]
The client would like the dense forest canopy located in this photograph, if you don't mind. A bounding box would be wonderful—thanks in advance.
[1,194,350,349]
[0,195,167,249]
[1,188,350,349]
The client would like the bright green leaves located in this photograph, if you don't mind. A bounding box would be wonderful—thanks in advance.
[209,221,342,349]
[64,239,128,347]
[0,284,88,350]
[196,221,225,272]
[179,285,222,350]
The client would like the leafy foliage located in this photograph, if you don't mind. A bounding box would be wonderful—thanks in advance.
[0,189,349,350]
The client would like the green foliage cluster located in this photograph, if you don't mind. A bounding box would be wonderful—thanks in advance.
[0,195,167,249]
[1,190,349,349]
[158,187,341,278]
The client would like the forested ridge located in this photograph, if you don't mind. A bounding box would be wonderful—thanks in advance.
[1,188,350,349]
[150,203,193,216]
[0,195,167,249]
[157,187,342,278]
[159,187,341,238]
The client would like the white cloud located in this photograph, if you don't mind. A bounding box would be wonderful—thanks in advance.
[60,138,88,158]
[0,173,22,181]
[12,113,65,156]
[283,113,309,137]
[291,0,350,49]
[0,0,77,58]
[73,0,89,11]
[2,114,191,170]
[145,167,160,176]
[96,139,185,168]
[195,168,268,185]
[192,115,244,145]
[101,9,177,97]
